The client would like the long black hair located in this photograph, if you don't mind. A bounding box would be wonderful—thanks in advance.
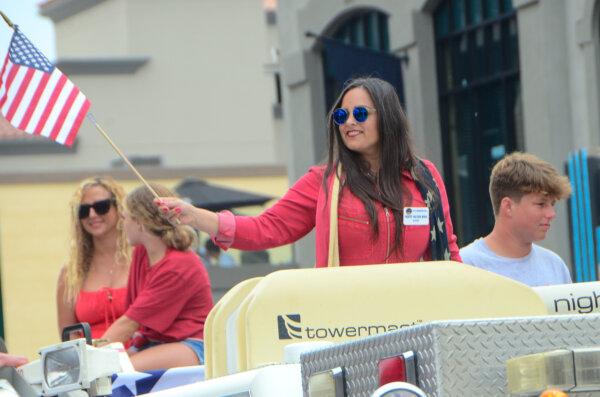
[324,77,419,256]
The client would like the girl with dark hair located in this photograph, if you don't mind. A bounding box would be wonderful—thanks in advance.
[156,77,460,266]
[101,183,213,371]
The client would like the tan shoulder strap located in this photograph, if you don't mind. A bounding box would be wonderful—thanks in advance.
[327,164,341,267]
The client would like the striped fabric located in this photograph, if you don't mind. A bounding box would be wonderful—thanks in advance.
[0,26,90,146]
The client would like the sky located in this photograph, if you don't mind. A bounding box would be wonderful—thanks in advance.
[0,0,56,61]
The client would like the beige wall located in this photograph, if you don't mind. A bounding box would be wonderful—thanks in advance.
[55,0,129,57]
[0,174,290,359]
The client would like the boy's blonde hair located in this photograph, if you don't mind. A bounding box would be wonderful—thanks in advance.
[489,152,572,215]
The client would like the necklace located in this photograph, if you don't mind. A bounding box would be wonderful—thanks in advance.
[91,260,117,278]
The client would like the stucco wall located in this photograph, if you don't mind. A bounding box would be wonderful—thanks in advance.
[0,0,283,173]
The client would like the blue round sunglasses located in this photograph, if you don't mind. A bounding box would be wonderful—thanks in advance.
[332,106,376,125]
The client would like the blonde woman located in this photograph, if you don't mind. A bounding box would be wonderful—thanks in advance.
[56,177,130,339]
[102,183,213,371]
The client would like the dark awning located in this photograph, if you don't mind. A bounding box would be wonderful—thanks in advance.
[175,178,274,212]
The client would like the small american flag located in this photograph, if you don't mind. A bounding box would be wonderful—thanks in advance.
[111,366,205,396]
[0,26,90,146]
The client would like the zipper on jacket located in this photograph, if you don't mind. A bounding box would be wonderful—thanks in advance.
[385,207,390,263]
[338,215,369,225]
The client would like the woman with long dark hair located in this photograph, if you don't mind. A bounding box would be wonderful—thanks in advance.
[155,77,460,265]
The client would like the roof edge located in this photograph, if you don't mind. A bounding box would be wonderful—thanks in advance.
[39,0,108,23]
[0,164,288,184]
[57,57,151,75]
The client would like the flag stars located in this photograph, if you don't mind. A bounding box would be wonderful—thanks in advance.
[437,218,444,234]
[1,25,89,147]
[9,29,54,73]
[425,190,435,211]
[444,249,451,260]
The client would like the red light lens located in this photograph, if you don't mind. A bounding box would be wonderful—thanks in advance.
[378,356,407,386]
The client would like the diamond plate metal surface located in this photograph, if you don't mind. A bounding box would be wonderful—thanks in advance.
[300,315,600,397]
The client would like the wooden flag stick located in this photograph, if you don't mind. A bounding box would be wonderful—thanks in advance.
[0,11,14,29]
[86,113,160,199]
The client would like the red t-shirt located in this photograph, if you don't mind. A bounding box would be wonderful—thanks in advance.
[125,245,213,342]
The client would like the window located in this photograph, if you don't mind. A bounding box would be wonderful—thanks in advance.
[434,0,521,244]
[273,72,283,119]
[332,11,389,52]
[321,11,403,118]
[317,10,402,162]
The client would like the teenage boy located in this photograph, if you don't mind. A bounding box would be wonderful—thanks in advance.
[460,152,572,286]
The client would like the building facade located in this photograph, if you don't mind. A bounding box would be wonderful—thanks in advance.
[2,0,600,357]
[0,0,285,173]
[277,0,600,268]
[0,0,291,357]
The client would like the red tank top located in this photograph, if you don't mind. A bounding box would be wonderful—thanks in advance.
[74,287,127,339]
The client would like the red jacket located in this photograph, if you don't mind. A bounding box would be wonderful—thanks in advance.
[215,160,461,266]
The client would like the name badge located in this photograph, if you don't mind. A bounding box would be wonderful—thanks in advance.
[403,207,429,226]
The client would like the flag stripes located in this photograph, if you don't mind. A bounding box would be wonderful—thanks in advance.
[0,26,90,146]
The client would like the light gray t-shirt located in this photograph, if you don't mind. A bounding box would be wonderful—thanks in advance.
[460,238,572,287]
